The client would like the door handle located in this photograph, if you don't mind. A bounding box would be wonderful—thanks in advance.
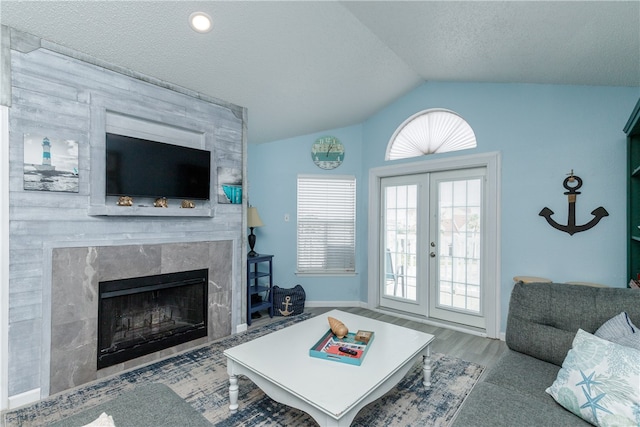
[430,252,436,258]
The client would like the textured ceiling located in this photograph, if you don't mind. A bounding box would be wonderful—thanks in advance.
[1,1,639,144]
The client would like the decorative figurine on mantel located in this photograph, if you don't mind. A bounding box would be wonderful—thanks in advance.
[116,196,133,206]
[328,316,348,339]
[181,199,195,208]
[154,197,168,208]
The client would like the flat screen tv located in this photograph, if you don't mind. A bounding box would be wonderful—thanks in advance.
[105,133,211,200]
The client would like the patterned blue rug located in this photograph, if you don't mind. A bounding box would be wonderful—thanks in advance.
[3,314,484,426]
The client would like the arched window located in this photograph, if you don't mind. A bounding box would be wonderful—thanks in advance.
[385,109,476,160]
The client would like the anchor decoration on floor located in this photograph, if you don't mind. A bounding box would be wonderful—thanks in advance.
[278,296,294,316]
[539,170,608,235]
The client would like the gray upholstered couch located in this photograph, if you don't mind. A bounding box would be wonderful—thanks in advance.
[451,281,640,426]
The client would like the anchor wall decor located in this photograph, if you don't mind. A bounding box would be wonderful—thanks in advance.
[539,171,608,236]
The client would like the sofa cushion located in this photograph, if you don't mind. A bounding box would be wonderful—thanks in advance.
[483,349,561,405]
[49,383,210,427]
[451,381,591,427]
[546,329,640,427]
[505,282,640,366]
[451,349,592,427]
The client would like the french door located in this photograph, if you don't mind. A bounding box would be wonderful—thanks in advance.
[380,167,486,329]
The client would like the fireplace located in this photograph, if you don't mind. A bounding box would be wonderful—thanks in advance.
[97,268,208,369]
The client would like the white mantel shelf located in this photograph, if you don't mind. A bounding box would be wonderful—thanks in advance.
[88,205,214,217]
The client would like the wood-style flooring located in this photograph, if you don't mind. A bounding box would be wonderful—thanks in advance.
[249,306,508,369]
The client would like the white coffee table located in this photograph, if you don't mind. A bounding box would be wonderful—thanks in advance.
[224,309,435,426]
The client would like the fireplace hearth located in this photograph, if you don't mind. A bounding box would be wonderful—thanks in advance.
[97,269,208,369]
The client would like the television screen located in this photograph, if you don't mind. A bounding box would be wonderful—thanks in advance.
[105,133,211,200]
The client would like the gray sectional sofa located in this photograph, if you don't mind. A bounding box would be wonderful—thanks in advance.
[451,281,640,426]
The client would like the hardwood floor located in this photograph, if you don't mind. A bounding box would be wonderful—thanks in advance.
[249,306,508,370]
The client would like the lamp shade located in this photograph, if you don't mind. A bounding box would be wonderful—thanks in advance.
[247,206,264,228]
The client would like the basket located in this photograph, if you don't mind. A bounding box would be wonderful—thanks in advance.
[272,285,306,316]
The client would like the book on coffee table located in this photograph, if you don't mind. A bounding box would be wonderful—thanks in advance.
[309,329,375,366]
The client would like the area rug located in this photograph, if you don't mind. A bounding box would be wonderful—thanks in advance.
[3,313,485,426]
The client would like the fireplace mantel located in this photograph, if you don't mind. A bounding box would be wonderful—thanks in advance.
[87,204,215,217]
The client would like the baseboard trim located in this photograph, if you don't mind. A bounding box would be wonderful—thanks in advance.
[235,323,248,333]
[8,388,40,409]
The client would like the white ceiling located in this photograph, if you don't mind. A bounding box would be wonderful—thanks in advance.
[1,1,639,144]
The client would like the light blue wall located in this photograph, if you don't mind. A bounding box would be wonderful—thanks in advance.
[249,81,639,331]
[247,124,365,304]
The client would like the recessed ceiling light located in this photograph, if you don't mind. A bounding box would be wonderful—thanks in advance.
[189,12,212,33]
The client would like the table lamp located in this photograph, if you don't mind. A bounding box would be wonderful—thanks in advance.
[247,206,264,257]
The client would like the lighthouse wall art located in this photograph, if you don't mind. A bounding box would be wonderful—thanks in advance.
[23,134,79,193]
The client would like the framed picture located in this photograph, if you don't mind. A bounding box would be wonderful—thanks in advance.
[217,167,242,204]
[23,134,79,193]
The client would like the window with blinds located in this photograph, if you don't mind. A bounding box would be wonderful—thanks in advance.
[385,109,477,161]
[297,175,356,274]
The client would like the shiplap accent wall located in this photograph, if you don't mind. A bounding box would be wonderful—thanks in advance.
[5,27,246,398]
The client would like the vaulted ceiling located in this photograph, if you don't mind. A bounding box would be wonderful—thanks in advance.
[1,1,638,144]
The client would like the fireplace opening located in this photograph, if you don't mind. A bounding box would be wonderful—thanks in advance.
[97,269,208,370]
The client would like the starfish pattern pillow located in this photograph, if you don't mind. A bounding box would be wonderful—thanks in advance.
[546,329,640,427]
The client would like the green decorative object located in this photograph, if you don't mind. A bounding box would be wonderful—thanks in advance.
[311,136,344,170]
[625,98,640,284]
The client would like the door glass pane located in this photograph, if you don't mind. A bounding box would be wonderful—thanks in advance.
[437,178,481,314]
[384,184,417,301]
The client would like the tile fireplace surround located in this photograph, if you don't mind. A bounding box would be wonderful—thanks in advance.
[47,241,232,396]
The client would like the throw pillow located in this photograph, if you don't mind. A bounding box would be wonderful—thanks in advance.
[546,329,640,427]
[595,311,637,339]
[82,412,115,427]
[595,311,640,351]
[614,333,640,351]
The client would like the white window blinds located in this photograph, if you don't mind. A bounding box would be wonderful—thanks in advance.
[386,109,477,160]
[297,175,356,274]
